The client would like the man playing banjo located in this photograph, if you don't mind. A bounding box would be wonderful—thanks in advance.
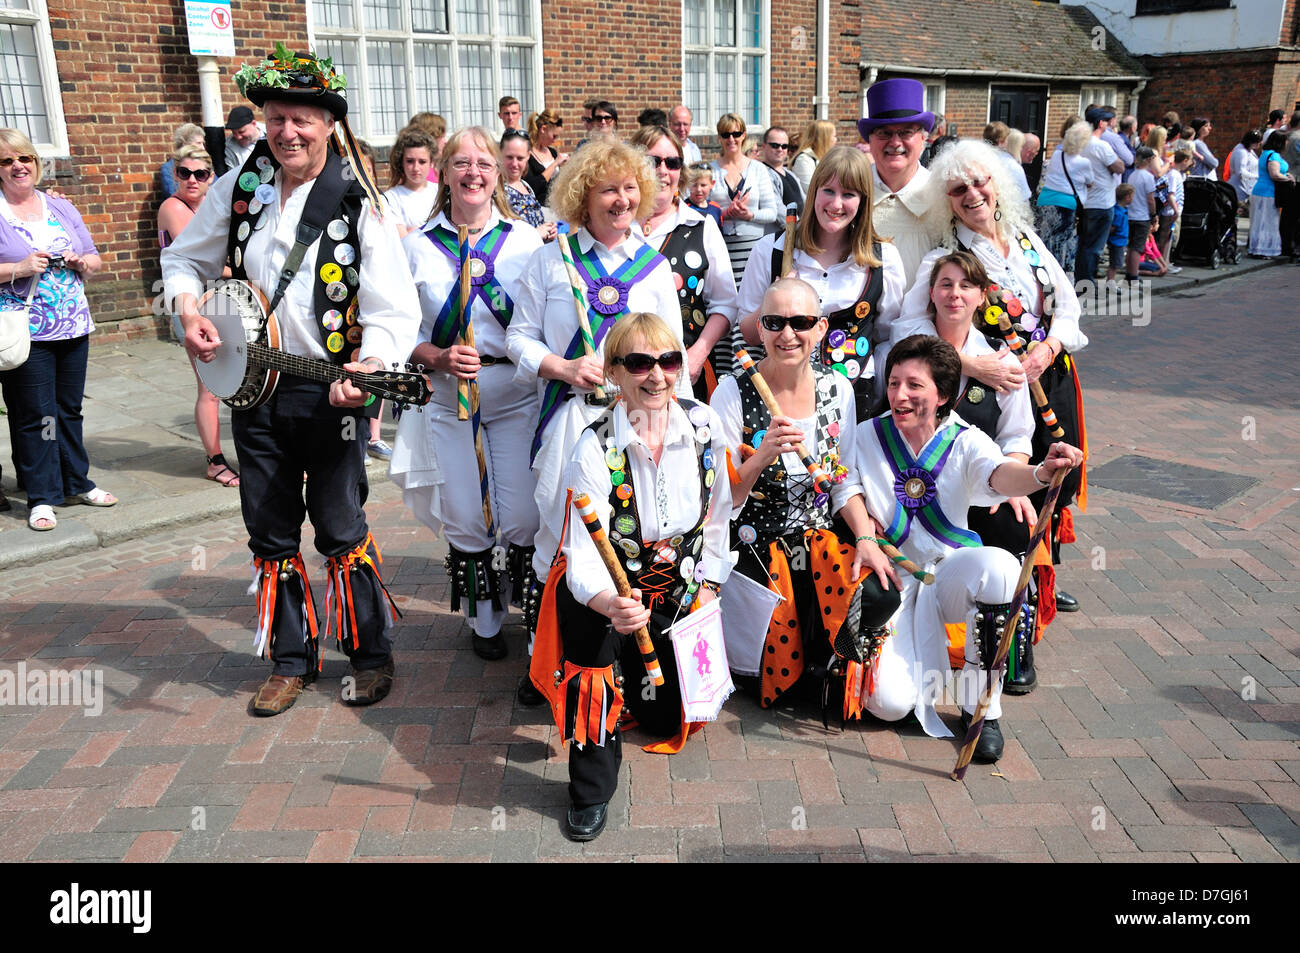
[162,47,420,716]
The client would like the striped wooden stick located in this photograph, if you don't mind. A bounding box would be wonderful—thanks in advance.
[456,226,495,538]
[952,466,1069,780]
[572,491,664,687]
[780,205,797,277]
[873,538,935,585]
[456,226,473,422]
[992,309,1065,438]
[734,348,832,495]
[557,235,606,403]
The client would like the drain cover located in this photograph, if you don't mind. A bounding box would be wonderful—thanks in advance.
[1088,455,1258,509]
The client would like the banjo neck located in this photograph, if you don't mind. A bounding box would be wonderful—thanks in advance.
[244,340,424,405]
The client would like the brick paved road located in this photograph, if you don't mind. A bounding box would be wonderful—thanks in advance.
[1,269,1297,862]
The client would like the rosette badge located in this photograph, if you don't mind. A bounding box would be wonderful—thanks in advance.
[588,276,630,316]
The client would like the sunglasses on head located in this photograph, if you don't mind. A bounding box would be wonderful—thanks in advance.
[611,351,684,375]
[719,130,745,140]
[760,314,820,333]
[0,155,36,167]
[946,175,991,197]
[175,166,212,182]
[649,155,683,170]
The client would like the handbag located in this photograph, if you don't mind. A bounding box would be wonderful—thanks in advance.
[0,273,36,371]
[1060,152,1086,236]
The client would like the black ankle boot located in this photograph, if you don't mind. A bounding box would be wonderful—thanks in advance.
[960,710,1004,762]
[1003,601,1037,696]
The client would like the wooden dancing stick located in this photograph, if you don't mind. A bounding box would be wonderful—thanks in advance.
[733,348,833,496]
[572,491,665,687]
[556,235,607,403]
[951,466,1070,781]
[873,538,935,586]
[780,205,797,277]
[992,310,1065,438]
[456,225,496,538]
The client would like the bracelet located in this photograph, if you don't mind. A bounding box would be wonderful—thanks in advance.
[854,534,875,543]
[1032,462,1051,486]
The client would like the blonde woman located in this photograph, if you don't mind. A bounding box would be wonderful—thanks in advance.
[791,119,837,193]
[707,113,779,276]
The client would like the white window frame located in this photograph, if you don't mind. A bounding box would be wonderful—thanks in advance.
[0,0,69,156]
[922,80,946,118]
[307,0,544,146]
[682,0,770,135]
[1080,85,1118,110]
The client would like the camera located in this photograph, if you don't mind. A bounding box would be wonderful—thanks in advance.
[46,254,67,268]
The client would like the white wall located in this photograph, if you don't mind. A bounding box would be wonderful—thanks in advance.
[1062,0,1285,55]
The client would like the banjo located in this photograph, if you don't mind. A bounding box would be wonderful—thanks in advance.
[194,280,432,410]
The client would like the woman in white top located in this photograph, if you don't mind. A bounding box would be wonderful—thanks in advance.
[896,138,1089,611]
[390,127,543,662]
[507,137,687,591]
[708,112,779,277]
[1033,117,1095,274]
[791,119,837,194]
[737,145,906,417]
[630,124,738,399]
[383,128,438,236]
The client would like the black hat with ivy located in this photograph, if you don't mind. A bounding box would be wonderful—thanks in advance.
[235,44,348,120]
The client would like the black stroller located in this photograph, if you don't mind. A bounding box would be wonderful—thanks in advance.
[1174,177,1239,268]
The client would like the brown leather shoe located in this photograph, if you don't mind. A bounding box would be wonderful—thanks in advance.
[345,660,395,706]
[252,674,306,716]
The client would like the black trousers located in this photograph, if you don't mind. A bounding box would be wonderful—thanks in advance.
[231,382,391,677]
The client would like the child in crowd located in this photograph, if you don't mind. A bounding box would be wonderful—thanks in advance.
[1106,183,1134,282]
[1138,232,1170,276]
[1164,148,1194,263]
[684,162,723,226]
[1126,147,1159,281]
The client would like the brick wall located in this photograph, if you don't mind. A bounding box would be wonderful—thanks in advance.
[47,1,306,338]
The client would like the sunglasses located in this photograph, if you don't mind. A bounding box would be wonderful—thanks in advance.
[0,155,36,167]
[649,155,683,170]
[760,314,820,333]
[175,166,212,182]
[946,176,991,197]
[611,351,684,375]
[587,114,616,125]
[765,141,790,150]
[502,130,531,142]
[720,130,745,140]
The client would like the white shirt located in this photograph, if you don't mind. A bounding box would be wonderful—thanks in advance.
[506,226,690,403]
[682,138,703,166]
[736,232,907,355]
[870,164,942,288]
[998,150,1032,203]
[161,164,420,371]
[563,400,732,607]
[402,209,542,363]
[1128,168,1157,222]
[708,158,779,239]
[895,224,1088,353]
[1040,146,1095,205]
[1083,137,1120,209]
[711,368,865,520]
[641,201,740,327]
[1228,144,1259,202]
[384,183,439,231]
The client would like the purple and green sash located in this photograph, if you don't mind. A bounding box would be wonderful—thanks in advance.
[529,236,666,463]
[873,415,981,550]
[424,221,514,345]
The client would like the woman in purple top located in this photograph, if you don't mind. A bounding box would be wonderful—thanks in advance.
[0,128,114,531]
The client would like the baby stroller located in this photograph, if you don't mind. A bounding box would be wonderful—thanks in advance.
[1175,177,1239,268]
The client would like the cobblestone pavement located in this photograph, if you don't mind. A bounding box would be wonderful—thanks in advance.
[0,269,1297,863]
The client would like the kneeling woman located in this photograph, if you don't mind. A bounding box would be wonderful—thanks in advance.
[853,335,1082,761]
[531,313,732,841]
[713,276,901,711]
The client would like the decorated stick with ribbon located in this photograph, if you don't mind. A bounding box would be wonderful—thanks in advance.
[572,491,665,687]
[990,308,1065,438]
[951,466,1069,781]
[873,537,935,585]
[556,235,607,403]
[734,348,833,496]
[457,226,496,537]
[780,204,797,277]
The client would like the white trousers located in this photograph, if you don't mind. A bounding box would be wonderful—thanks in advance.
[865,546,1019,736]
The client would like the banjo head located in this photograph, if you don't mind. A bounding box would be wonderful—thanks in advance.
[195,281,270,400]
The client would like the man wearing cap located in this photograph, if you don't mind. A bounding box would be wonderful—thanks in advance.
[162,47,420,717]
[1076,106,1125,287]
[223,105,264,176]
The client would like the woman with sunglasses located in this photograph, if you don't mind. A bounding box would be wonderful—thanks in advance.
[895,138,1089,615]
[712,276,901,713]
[853,333,1082,760]
[383,128,439,236]
[523,108,568,208]
[158,145,240,489]
[737,145,906,421]
[0,128,111,531]
[501,130,557,240]
[391,127,542,664]
[630,125,737,400]
[532,312,731,840]
[508,137,685,703]
[708,113,779,278]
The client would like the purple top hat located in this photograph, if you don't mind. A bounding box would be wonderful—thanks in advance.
[856,78,936,139]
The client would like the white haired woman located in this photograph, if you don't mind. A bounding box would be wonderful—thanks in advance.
[894,137,1089,617]
[1034,118,1096,273]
